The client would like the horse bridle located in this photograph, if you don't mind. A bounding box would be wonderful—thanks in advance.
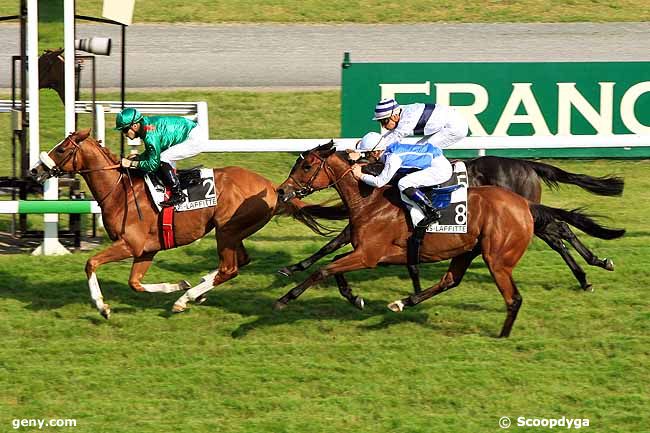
[43,135,123,206]
[289,151,353,198]
[45,135,119,175]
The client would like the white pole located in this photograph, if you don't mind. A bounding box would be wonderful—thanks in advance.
[64,0,76,135]
[26,0,39,168]
[33,0,70,255]
[95,104,106,145]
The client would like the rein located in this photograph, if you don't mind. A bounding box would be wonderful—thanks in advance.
[290,152,354,197]
[46,136,125,207]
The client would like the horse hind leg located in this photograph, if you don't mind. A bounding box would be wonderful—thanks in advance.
[237,242,251,268]
[172,241,240,313]
[556,221,615,273]
[483,256,522,338]
[536,227,591,291]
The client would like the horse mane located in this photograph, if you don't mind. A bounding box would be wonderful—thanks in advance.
[81,135,120,164]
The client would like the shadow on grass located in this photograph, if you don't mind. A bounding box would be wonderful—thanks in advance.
[0,241,505,336]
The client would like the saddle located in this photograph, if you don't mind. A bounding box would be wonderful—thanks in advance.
[362,163,463,210]
[150,165,204,190]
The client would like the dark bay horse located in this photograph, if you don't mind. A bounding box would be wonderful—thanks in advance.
[30,129,340,318]
[38,49,65,102]
[275,142,624,337]
[279,153,623,290]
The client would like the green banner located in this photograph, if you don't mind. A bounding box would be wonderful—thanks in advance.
[341,57,650,157]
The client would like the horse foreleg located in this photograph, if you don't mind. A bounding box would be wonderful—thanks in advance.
[388,251,478,313]
[278,225,351,276]
[129,252,191,294]
[85,239,134,319]
[331,251,365,310]
[274,250,369,310]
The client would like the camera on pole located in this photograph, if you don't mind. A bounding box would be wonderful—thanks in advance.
[75,37,112,56]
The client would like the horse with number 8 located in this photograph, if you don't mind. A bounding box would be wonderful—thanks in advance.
[275,141,624,337]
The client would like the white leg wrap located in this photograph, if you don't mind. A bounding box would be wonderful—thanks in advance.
[141,282,186,293]
[388,299,405,313]
[88,273,105,312]
[186,271,218,301]
[172,271,218,311]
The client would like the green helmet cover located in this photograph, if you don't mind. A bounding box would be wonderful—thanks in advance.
[114,107,143,130]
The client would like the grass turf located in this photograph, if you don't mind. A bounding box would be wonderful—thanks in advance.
[0,89,647,432]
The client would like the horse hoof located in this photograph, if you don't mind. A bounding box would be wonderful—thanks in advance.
[179,280,192,291]
[195,294,207,305]
[172,303,187,313]
[387,300,405,313]
[273,300,288,311]
[353,296,365,310]
[604,258,615,271]
[100,305,111,320]
[277,267,292,277]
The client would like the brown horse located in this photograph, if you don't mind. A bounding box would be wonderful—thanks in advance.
[275,142,624,337]
[38,49,65,102]
[30,129,340,318]
[278,155,623,291]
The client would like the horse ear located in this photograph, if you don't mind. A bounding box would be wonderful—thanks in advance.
[324,140,337,156]
[75,128,92,142]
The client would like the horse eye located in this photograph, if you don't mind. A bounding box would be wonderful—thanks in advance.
[56,146,66,154]
[302,164,311,172]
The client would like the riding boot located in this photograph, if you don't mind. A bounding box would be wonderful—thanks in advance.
[157,162,186,207]
[403,187,441,228]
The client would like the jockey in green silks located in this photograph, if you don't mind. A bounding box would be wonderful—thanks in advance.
[115,107,204,207]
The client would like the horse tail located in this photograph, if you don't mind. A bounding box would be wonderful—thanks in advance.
[529,204,625,240]
[276,197,349,236]
[523,160,624,196]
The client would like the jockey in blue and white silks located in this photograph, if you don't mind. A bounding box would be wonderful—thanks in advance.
[351,132,453,228]
[372,97,469,150]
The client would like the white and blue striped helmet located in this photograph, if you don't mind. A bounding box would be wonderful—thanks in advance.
[372,98,400,120]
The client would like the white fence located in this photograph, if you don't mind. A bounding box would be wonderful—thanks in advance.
[204,134,650,154]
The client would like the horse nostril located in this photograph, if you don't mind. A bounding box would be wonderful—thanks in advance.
[277,188,285,197]
[30,168,37,175]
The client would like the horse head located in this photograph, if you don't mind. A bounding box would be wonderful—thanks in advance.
[38,49,65,102]
[277,140,341,202]
[30,128,113,183]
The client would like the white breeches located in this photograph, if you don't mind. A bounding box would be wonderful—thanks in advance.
[160,124,206,168]
[397,156,453,191]
[397,156,453,226]
[418,106,469,149]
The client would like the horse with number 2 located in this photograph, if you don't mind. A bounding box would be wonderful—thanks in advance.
[275,142,624,337]
[30,129,341,319]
